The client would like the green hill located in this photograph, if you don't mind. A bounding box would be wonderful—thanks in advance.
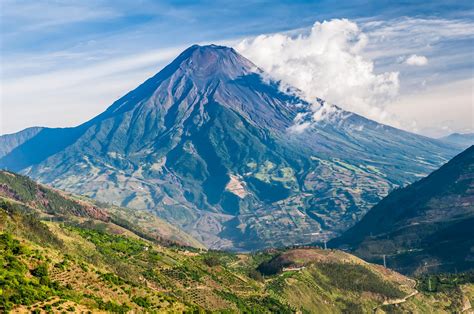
[1,171,472,312]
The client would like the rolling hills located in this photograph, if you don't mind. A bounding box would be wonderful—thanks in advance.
[1,171,472,313]
[0,44,460,250]
[330,145,474,275]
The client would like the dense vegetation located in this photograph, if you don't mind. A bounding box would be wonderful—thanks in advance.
[0,171,103,219]
[418,272,474,293]
[0,199,63,247]
[0,233,65,311]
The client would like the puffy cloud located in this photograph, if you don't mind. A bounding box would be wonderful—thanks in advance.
[405,54,428,66]
[236,19,400,123]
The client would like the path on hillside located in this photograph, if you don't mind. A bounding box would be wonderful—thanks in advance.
[373,289,419,312]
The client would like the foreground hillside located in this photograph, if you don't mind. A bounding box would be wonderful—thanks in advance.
[1,171,473,312]
[331,145,474,275]
[0,44,458,250]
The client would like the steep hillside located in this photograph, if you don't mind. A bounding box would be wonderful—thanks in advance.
[1,172,471,312]
[0,170,202,248]
[0,44,459,250]
[330,146,474,275]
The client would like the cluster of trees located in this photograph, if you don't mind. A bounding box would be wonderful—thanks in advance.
[257,254,293,275]
[0,233,64,311]
[84,294,131,313]
[66,225,146,258]
[418,272,474,293]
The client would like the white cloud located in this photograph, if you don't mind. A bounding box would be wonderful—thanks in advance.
[236,17,474,136]
[236,19,400,124]
[405,54,428,66]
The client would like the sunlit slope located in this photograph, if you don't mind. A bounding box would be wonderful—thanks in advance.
[0,170,202,248]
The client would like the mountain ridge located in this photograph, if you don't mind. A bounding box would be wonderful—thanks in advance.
[0,127,45,158]
[439,132,474,149]
[0,170,202,248]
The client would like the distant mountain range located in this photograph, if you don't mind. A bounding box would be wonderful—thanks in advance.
[0,45,461,250]
[440,133,474,149]
[330,145,474,275]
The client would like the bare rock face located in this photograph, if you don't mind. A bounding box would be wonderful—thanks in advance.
[0,45,460,250]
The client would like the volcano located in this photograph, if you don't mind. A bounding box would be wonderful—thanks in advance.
[0,45,459,250]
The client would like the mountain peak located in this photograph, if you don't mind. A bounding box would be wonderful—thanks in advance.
[173,44,257,79]
[183,44,239,60]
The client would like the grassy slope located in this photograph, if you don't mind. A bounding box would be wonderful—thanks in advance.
[1,171,472,313]
[2,207,472,313]
[0,170,202,249]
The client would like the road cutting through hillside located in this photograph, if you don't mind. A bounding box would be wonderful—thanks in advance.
[373,289,419,312]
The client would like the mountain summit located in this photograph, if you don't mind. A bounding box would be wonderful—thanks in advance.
[171,44,257,79]
[0,45,460,250]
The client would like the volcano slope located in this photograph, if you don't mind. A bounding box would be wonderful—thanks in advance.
[0,44,459,250]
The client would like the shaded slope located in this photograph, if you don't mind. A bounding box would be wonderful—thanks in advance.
[330,146,474,275]
[0,127,44,158]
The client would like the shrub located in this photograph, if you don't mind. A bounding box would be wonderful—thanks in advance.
[132,296,151,308]
[248,269,263,281]
[203,256,221,267]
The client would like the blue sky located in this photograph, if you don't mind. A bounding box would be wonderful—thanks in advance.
[1,0,473,137]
